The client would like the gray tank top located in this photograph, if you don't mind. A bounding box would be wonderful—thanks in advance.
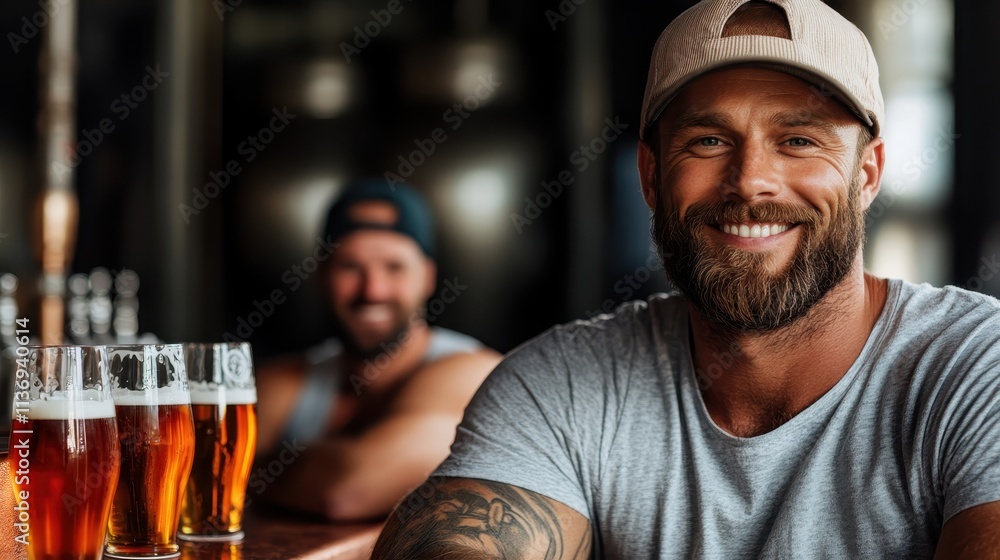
[282,327,484,444]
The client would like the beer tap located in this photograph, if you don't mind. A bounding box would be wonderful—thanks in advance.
[66,273,91,344]
[113,269,140,343]
[88,268,113,344]
[0,274,18,458]
[0,273,18,346]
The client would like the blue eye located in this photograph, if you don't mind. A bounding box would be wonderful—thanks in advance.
[698,137,720,147]
[786,138,811,147]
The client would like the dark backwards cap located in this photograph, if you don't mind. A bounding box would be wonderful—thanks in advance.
[322,179,435,258]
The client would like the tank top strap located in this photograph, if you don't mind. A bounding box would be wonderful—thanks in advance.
[423,327,484,363]
[281,339,343,445]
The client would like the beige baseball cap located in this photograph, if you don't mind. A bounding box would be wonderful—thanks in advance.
[640,0,884,140]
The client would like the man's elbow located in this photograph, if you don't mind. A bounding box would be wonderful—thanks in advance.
[323,462,438,522]
[322,482,393,521]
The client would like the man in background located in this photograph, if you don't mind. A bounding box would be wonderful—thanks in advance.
[371,0,1000,557]
[254,180,500,521]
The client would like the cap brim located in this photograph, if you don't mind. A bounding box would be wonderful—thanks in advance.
[643,59,878,139]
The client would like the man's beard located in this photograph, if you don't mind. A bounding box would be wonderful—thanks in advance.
[652,179,865,333]
[334,302,416,360]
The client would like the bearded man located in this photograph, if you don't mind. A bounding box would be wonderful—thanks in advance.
[371,0,1000,557]
[254,180,500,521]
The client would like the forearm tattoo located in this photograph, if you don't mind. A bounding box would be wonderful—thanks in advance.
[371,478,592,559]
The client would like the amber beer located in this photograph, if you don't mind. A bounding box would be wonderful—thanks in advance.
[179,388,257,539]
[11,400,120,560]
[106,393,195,558]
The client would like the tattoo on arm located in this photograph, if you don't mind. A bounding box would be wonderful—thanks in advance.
[371,477,592,559]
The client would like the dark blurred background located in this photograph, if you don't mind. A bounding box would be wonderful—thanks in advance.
[0,0,996,358]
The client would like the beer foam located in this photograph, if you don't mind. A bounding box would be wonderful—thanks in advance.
[188,388,257,405]
[112,387,192,406]
[28,397,116,420]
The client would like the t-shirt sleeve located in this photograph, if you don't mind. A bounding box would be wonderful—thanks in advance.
[434,328,593,519]
[933,314,1000,522]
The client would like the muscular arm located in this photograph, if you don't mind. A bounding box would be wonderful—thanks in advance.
[935,502,1000,560]
[254,356,308,455]
[371,477,592,560]
[261,350,501,520]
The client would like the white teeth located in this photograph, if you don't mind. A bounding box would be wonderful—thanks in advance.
[357,306,392,322]
[720,223,789,239]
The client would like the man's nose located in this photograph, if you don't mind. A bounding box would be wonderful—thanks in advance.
[720,141,781,202]
[360,270,391,301]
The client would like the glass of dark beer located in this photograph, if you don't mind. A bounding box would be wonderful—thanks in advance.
[105,344,195,559]
[9,346,121,560]
[178,342,257,542]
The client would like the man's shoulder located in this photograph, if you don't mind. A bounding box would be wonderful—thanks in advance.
[492,292,687,386]
[394,348,502,415]
[895,278,1000,312]
[425,327,488,363]
[879,279,1000,402]
[889,279,1000,343]
[526,291,686,350]
[412,348,501,382]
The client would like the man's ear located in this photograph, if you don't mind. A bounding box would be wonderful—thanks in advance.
[637,139,659,210]
[858,136,886,211]
[422,259,437,301]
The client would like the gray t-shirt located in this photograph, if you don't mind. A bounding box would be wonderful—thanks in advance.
[435,279,1000,558]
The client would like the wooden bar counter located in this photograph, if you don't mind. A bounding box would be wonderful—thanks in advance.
[0,466,382,560]
[178,509,383,560]
[0,506,382,560]
[0,460,383,560]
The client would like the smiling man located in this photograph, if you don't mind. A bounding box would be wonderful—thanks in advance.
[372,0,1000,558]
[254,180,500,521]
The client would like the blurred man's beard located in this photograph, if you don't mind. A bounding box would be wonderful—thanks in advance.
[652,180,865,333]
[334,304,416,360]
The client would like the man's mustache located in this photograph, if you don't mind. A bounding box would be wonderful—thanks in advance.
[681,201,821,228]
[348,299,398,311]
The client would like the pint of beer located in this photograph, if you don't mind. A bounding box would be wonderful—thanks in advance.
[105,344,195,560]
[8,346,121,560]
[179,342,257,541]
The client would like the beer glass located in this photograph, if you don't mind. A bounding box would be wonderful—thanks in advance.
[178,342,257,542]
[9,346,120,560]
[105,344,195,559]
